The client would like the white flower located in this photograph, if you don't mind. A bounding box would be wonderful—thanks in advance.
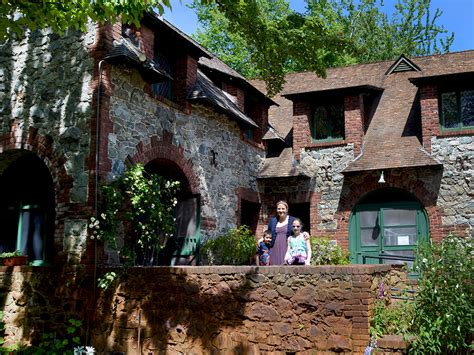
[422,258,427,263]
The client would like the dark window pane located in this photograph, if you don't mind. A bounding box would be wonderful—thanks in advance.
[461,90,474,127]
[441,92,458,128]
[313,102,344,140]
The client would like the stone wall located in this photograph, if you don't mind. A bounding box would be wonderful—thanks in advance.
[108,67,265,240]
[90,265,390,354]
[0,27,95,203]
[431,135,473,233]
[0,26,97,263]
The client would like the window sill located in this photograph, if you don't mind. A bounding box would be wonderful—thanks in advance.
[305,140,346,149]
[437,128,474,137]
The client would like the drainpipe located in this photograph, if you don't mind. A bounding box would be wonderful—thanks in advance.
[87,59,105,346]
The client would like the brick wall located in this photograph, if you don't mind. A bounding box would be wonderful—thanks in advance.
[344,94,364,156]
[292,100,312,160]
[419,84,439,152]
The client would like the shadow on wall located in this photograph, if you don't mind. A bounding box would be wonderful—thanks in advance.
[92,268,259,354]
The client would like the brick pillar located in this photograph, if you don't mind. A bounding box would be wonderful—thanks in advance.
[222,82,245,111]
[174,55,198,107]
[344,94,364,156]
[419,85,439,153]
[293,100,311,161]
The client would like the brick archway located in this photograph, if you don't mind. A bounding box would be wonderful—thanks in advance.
[126,131,199,194]
[0,121,76,263]
[337,168,444,244]
[0,121,72,206]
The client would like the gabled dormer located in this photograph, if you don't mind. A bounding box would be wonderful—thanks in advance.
[385,54,421,75]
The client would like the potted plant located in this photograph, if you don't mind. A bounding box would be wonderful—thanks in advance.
[0,250,28,266]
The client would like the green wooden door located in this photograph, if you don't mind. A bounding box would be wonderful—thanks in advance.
[170,194,201,265]
[349,202,429,267]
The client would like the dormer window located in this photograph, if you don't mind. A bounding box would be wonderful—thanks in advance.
[152,51,173,100]
[312,99,345,142]
[440,88,474,130]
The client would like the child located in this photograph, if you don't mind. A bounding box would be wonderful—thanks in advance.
[285,218,311,265]
[257,230,272,266]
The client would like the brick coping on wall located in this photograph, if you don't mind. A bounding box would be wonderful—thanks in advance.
[97,264,392,275]
[0,264,392,275]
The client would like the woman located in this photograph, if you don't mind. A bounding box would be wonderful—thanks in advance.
[267,200,295,265]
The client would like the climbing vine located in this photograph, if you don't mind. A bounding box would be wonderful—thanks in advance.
[89,163,180,270]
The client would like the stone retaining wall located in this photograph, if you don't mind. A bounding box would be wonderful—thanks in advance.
[91,265,391,354]
[0,265,392,354]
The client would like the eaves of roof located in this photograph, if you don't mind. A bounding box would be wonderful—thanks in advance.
[198,57,278,107]
[105,38,173,82]
[188,70,259,129]
[283,84,384,100]
[258,148,311,179]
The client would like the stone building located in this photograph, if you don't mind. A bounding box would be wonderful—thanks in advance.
[0,15,273,266]
[256,52,473,263]
[0,13,472,267]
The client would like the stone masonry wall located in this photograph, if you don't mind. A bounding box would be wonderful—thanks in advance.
[108,67,265,240]
[0,26,97,263]
[431,135,474,234]
[0,265,391,354]
[91,265,390,354]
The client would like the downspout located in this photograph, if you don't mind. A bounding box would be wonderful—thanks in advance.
[94,59,105,295]
[87,59,105,346]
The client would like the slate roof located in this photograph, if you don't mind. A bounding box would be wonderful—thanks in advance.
[188,70,259,129]
[258,148,310,179]
[105,38,173,82]
[199,56,277,107]
[259,50,474,175]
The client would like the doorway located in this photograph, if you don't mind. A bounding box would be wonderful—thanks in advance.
[349,188,429,268]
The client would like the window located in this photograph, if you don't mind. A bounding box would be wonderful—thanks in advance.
[0,152,54,265]
[440,89,474,130]
[152,52,173,101]
[312,100,344,141]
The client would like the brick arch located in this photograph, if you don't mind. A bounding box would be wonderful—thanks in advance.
[126,131,199,194]
[0,122,72,205]
[336,169,444,244]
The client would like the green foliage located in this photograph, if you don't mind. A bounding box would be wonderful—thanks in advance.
[192,0,453,95]
[310,237,350,265]
[409,234,473,354]
[32,318,82,355]
[0,0,172,40]
[370,299,414,339]
[88,163,180,267]
[0,250,23,258]
[202,226,256,265]
[97,271,118,290]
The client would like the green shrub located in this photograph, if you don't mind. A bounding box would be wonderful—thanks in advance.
[409,234,473,354]
[202,226,256,265]
[310,237,350,265]
[370,299,414,339]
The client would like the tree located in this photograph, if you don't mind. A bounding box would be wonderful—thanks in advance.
[193,0,353,95]
[0,0,172,39]
[193,0,454,95]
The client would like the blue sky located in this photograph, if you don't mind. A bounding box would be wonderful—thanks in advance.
[163,0,474,52]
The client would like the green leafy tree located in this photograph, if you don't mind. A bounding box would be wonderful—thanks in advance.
[0,0,172,39]
[193,0,454,95]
